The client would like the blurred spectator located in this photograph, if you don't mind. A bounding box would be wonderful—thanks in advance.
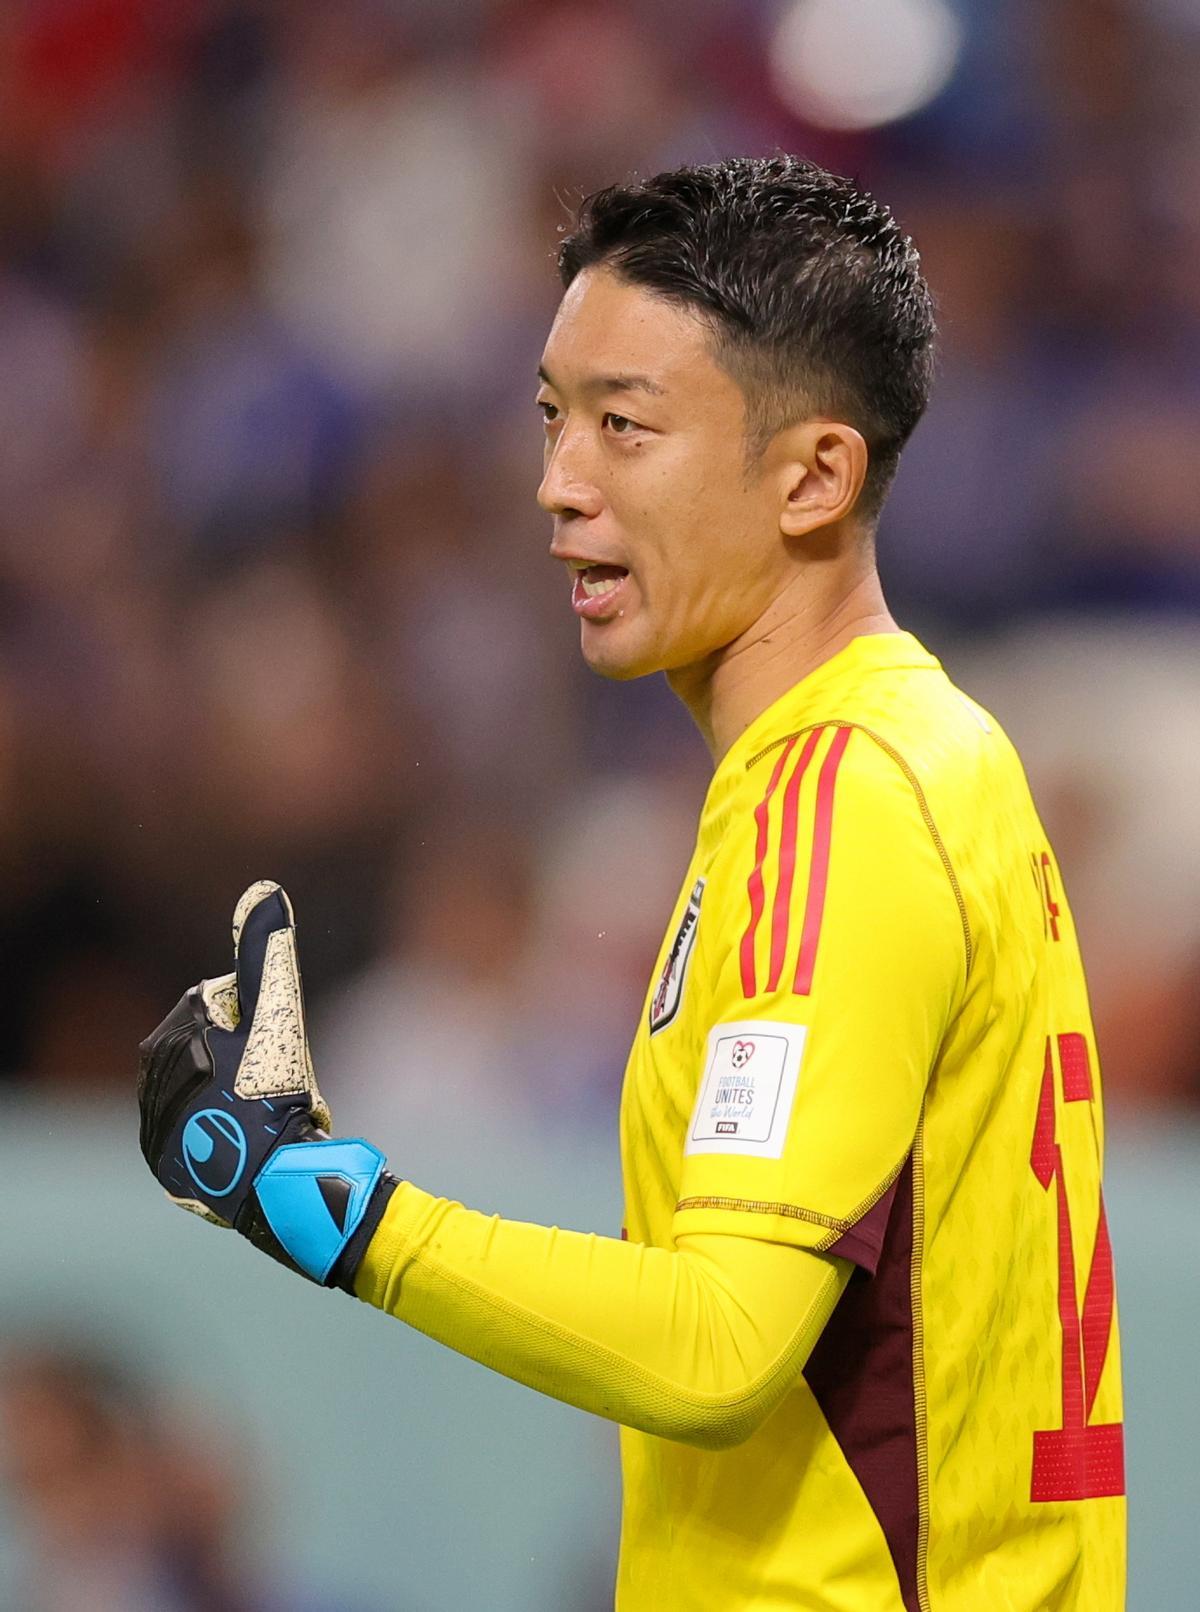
[257,8,533,401]
[0,1342,365,1612]
[956,618,1200,1107]
[317,802,542,1140]
[319,770,702,1136]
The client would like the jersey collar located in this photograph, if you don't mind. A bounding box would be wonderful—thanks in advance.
[704,630,940,809]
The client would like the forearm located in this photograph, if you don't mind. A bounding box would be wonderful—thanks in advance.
[355,1182,851,1449]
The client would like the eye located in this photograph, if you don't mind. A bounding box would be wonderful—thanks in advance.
[603,412,638,435]
[537,399,560,424]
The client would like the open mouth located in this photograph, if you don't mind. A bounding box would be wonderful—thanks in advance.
[571,563,630,620]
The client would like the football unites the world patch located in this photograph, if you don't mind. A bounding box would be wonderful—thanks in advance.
[649,878,706,1033]
[685,1019,807,1158]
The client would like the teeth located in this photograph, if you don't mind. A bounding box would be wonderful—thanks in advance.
[582,575,620,598]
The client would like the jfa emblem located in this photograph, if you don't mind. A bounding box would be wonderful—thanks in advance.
[649,878,706,1034]
[730,1039,755,1068]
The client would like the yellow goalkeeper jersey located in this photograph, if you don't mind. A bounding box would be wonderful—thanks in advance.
[618,630,1125,1611]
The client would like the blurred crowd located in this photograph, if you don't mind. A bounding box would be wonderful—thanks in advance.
[0,1339,379,1611]
[0,0,1197,1125]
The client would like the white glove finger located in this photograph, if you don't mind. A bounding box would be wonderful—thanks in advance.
[229,880,332,1131]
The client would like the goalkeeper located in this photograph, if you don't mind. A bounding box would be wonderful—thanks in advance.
[138,156,1125,1612]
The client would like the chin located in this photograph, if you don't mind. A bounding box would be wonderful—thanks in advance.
[579,621,667,682]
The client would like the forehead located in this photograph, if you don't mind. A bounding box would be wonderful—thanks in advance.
[540,267,718,390]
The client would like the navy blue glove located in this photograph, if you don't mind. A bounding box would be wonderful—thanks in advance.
[137,881,395,1289]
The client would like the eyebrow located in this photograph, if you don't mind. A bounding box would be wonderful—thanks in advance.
[537,364,665,398]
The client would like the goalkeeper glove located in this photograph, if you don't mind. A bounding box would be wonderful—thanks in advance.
[137,879,395,1290]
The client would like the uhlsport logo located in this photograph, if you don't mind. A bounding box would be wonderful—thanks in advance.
[182,1110,248,1198]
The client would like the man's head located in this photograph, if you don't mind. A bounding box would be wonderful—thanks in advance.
[537,155,935,681]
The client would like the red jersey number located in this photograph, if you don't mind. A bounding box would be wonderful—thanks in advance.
[1029,1031,1124,1501]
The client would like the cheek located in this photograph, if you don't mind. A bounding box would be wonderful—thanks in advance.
[616,441,770,622]
[655,480,764,606]
[632,451,734,568]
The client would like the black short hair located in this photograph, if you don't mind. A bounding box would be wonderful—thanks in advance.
[558,155,935,519]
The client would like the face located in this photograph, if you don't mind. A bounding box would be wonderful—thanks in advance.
[536,268,796,681]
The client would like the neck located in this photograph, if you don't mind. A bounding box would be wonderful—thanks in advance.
[667,563,899,762]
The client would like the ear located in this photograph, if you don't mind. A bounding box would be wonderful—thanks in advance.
[776,422,869,539]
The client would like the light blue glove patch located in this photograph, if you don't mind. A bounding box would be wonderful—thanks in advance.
[254,1138,386,1283]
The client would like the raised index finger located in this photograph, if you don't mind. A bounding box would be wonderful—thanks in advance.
[231,879,295,1026]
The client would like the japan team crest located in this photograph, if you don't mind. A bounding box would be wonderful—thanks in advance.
[649,878,705,1034]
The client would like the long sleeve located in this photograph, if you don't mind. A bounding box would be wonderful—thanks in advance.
[355,1182,851,1450]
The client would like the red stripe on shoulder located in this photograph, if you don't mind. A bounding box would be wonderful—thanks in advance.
[792,725,853,996]
[739,736,798,997]
[767,727,825,992]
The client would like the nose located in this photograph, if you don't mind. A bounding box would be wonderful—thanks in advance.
[536,424,604,520]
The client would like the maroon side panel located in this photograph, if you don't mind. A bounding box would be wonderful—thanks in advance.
[825,1171,902,1274]
[803,1153,921,1612]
